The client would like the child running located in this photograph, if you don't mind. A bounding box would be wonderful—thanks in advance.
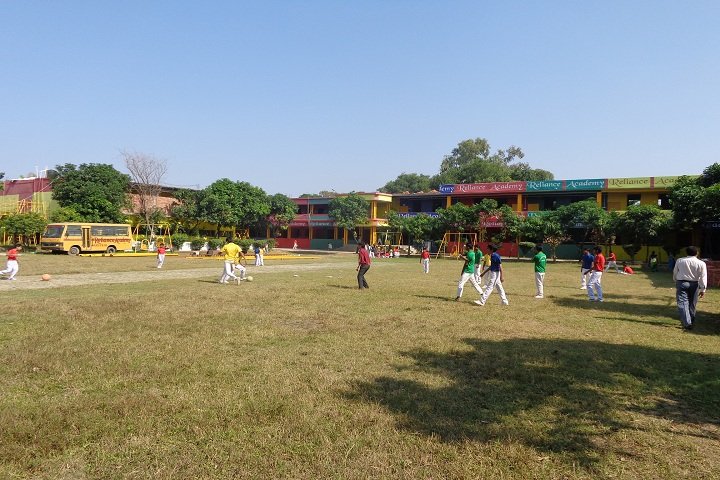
[455,242,483,301]
[0,244,22,280]
[475,244,509,306]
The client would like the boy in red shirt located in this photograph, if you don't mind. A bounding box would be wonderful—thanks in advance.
[1,244,22,280]
[156,243,167,269]
[420,247,430,274]
[356,243,371,289]
[587,246,605,302]
[622,262,634,275]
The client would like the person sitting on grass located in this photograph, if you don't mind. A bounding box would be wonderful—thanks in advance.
[621,262,634,275]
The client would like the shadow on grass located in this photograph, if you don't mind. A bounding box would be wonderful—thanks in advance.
[552,297,720,335]
[414,294,458,302]
[552,296,678,320]
[344,338,720,469]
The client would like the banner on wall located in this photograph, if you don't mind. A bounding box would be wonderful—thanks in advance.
[526,180,563,191]
[397,212,440,218]
[607,177,651,189]
[564,179,605,191]
[439,182,525,194]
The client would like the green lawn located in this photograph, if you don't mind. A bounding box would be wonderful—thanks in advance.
[1,254,719,479]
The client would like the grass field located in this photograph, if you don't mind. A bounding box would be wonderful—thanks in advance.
[1,253,719,479]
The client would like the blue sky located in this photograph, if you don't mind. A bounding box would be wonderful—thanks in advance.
[1,1,718,196]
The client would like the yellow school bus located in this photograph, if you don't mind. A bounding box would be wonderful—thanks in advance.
[40,223,133,255]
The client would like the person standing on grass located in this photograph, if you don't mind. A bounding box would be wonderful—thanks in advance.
[420,246,430,274]
[156,243,166,269]
[533,245,547,299]
[580,248,594,289]
[587,246,605,302]
[455,242,483,301]
[219,237,241,284]
[649,251,658,272]
[473,243,485,288]
[233,249,249,282]
[475,244,509,306]
[356,243,371,289]
[672,246,707,330]
[0,243,22,281]
[605,251,619,273]
[479,244,492,292]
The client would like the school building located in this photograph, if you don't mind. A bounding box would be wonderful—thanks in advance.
[2,174,703,260]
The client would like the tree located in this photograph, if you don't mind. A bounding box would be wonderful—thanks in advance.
[268,193,298,237]
[328,193,369,242]
[170,188,206,234]
[388,212,437,255]
[0,171,4,192]
[1,212,48,244]
[379,173,432,194]
[51,163,130,223]
[554,200,610,245]
[49,206,83,223]
[200,179,270,233]
[521,212,567,261]
[430,138,552,187]
[436,202,478,232]
[612,204,668,262]
[123,151,168,234]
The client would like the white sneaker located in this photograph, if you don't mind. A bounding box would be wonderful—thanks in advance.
[534,295,543,299]
[502,301,509,306]
[580,287,587,290]
[598,298,604,302]
[473,300,484,306]
[589,298,596,302]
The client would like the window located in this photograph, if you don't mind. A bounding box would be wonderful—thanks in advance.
[66,226,81,236]
[627,194,641,207]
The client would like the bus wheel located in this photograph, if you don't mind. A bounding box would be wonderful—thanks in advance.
[106,246,117,254]
[68,246,80,256]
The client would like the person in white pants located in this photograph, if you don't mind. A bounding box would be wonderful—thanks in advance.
[580,248,594,289]
[587,246,605,302]
[475,245,509,306]
[455,243,483,301]
[0,244,21,280]
[219,237,241,284]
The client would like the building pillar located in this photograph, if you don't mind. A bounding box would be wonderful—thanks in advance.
[596,191,602,206]
[516,193,523,212]
[446,196,452,208]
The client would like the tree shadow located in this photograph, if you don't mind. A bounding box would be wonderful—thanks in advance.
[343,338,720,470]
[552,297,720,335]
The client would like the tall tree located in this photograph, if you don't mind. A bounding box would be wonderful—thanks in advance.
[51,163,130,223]
[170,188,206,234]
[328,193,369,242]
[122,151,168,233]
[200,179,270,233]
[379,173,432,194]
[268,193,298,237]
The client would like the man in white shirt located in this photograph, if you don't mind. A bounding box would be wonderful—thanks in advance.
[672,246,707,330]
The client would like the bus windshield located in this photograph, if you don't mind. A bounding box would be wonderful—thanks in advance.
[43,225,65,238]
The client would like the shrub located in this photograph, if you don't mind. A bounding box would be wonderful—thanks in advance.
[171,233,189,250]
[190,238,206,251]
[237,238,253,253]
[518,241,537,257]
[266,238,276,251]
[207,238,223,250]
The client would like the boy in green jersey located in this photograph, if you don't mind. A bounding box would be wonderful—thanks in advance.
[533,245,547,298]
[455,242,484,301]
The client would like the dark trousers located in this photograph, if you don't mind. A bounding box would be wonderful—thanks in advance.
[676,280,699,328]
[357,264,370,289]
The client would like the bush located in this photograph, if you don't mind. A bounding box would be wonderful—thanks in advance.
[266,238,276,251]
[171,233,189,250]
[518,241,537,257]
[235,238,252,253]
[190,238,206,251]
[207,238,223,250]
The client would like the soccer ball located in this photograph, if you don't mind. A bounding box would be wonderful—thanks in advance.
[246,276,254,282]
[41,274,51,281]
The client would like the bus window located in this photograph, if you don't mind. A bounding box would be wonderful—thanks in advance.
[66,226,82,237]
[43,225,65,238]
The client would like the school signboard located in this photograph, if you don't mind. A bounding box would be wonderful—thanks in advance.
[439,182,526,194]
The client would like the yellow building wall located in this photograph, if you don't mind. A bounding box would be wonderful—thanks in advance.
[606,192,626,212]
[640,192,658,206]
